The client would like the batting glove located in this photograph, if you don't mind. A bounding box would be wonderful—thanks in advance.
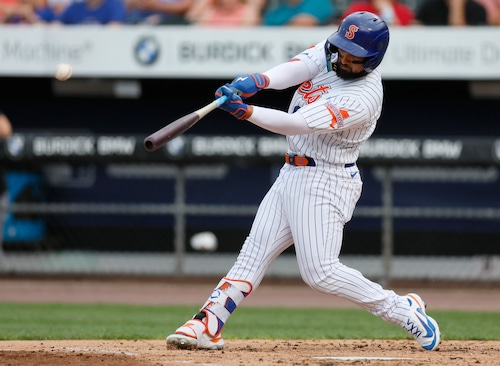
[215,85,252,120]
[227,73,269,99]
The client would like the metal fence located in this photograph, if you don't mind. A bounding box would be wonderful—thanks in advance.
[1,134,500,284]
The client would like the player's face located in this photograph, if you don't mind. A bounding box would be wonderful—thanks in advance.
[335,49,366,80]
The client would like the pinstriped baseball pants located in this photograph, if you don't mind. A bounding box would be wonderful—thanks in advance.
[226,163,409,326]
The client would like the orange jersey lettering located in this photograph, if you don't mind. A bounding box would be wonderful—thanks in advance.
[297,81,330,104]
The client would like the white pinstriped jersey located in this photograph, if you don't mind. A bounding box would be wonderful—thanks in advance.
[288,40,384,165]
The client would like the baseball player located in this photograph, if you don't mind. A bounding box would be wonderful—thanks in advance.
[167,11,441,352]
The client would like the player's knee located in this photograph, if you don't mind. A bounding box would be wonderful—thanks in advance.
[300,260,344,294]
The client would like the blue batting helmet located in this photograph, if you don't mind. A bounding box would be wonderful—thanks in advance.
[326,11,389,72]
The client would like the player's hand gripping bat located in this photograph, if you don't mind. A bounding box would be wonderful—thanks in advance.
[144,95,228,152]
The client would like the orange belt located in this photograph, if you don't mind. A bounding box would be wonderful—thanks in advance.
[285,153,355,168]
[285,153,315,166]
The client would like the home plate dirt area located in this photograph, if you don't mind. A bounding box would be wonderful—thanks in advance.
[0,277,499,366]
[1,339,499,366]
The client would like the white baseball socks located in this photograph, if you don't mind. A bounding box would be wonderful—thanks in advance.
[166,277,252,350]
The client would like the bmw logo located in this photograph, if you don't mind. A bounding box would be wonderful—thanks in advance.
[5,134,25,160]
[165,136,186,159]
[134,36,160,66]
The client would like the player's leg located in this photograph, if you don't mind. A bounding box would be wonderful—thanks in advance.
[287,166,441,351]
[167,174,294,349]
[166,277,252,350]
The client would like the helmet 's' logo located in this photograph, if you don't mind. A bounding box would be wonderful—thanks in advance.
[345,25,359,39]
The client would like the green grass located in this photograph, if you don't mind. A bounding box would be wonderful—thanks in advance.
[0,303,498,341]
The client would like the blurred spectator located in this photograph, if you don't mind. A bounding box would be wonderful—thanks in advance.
[339,0,415,26]
[186,0,264,26]
[46,0,70,15]
[415,0,487,25]
[262,0,335,26]
[0,110,12,140]
[475,0,500,24]
[56,0,126,25]
[125,0,193,25]
[0,0,38,23]
[33,0,58,22]
[0,0,17,17]
[30,0,70,22]
[0,109,13,258]
[0,0,70,23]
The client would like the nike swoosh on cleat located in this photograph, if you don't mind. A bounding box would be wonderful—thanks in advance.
[350,172,358,178]
[415,308,435,338]
[423,338,438,351]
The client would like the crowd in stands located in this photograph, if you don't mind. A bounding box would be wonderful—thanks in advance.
[0,0,498,25]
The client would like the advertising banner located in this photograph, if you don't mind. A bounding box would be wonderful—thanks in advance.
[1,26,499,79]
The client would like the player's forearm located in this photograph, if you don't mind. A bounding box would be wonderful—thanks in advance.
[264,60,312,90]
[246,106,314,135]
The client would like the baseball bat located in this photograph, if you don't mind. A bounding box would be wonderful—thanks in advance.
[144,95,227,152]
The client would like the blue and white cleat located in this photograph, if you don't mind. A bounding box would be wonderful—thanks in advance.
[404,293,441,351]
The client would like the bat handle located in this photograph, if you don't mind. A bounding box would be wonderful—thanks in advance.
[196,95,228,119]
[215,95,228,107]
[213,89,242,108]
[213,89,241,108]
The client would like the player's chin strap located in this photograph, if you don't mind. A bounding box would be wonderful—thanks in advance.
[194,277,253,337]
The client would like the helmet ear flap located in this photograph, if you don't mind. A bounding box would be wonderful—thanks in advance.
[326,42,338,54]
[324,41,338,71]
[363,56,376,72]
